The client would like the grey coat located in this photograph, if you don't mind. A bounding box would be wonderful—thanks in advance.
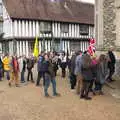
[74,55,82,75]
[96,62,108,84]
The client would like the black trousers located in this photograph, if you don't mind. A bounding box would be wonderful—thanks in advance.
[94,82,103,91]
[62,68,66,78]
[54,70,57,77]
[81,80,90,97]
[70,73,76,89]
[107,64,115,81]
[89,79,94,92]
[36,71,45,86]
[27,69,33,81]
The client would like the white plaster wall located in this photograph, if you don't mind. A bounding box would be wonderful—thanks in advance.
[95,0,104,48]
[3,4,13,38]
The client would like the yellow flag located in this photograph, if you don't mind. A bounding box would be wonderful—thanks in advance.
[33,36,39,57]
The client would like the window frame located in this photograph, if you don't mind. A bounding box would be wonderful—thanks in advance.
[40,22,52,32]
[60,23,69,33]
[79,24,89,35]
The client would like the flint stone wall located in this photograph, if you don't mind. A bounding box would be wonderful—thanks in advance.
[103,0,116,50]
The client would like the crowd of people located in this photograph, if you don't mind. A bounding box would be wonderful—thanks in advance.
[0,46,116,100]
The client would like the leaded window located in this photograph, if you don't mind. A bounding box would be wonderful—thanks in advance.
[60,23,69,33]
[40,22,52,32]
[79,25,89,35]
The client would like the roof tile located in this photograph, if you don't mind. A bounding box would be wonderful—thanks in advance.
[3,0,94,24]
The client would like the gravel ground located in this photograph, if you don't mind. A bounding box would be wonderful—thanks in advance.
[0,72,120,120]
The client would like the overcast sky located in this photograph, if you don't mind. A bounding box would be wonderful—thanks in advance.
[76,0,95,4]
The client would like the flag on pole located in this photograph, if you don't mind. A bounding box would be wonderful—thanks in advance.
[33,36,39,57]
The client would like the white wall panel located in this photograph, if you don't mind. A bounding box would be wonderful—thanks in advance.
[19,41,22,56]
[45,40,47,52]
[52,23,55,37]
[26,41,29,57]
[26,21,29,37]
[33,21,35,37]
[22,20,25,37]
[18,20,21,37]
[39,41,41,53]
[3,5,13,38]
[17,41,19,56]
[69,24,72,38]
[74,24,76,38]
[29,21,32,37]
[14,20,17,36]
[72,24,74,38]
[76,24,79,38]
[58,23,60,38]
[64,41,67,52]
[55,23,58,38]
[22,41,25,55]
[48,40,50,51]
[36,21,39,36]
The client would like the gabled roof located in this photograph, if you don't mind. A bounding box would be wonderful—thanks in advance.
[3,0,94,25]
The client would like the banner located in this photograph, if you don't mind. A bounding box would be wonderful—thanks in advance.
[33,36,39,57]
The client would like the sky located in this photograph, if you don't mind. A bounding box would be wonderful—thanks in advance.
[76,0,95,4]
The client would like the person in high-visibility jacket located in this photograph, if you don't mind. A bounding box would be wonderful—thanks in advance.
[2,54,11,82]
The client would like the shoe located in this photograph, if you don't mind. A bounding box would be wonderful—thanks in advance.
[85,96,92,100]
[8,83,11,87]
[31,80,34,83]
[99,91,104,95]
[45,94,50,97]
[15,84,20,87]
[109,79,116,82]
[93,91,96,96]
[80,95,85,99]
[76,92,80,95]
[21,81,25,83]
[53,93,61,96]
[36,84,40,87]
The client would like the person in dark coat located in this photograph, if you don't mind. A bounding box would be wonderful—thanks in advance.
[106,47,116,82]
[27,56,34,83]
[59,52,67,78]
[69,52,77,89]
[51,52,59,77]
[43,53,60,97]
[89,55,98,95]
[0,57,3,81]
[21,56,27,83]
[80,54,93,100]
[36,52,45,86]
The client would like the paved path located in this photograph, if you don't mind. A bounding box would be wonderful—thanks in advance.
[0,72,120,120]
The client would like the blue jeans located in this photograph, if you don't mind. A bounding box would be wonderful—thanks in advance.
[36,71,44,86]
[44,73,57,96]
[21,70,25,82]
[51,79,57,96]
[4,70,10,80]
